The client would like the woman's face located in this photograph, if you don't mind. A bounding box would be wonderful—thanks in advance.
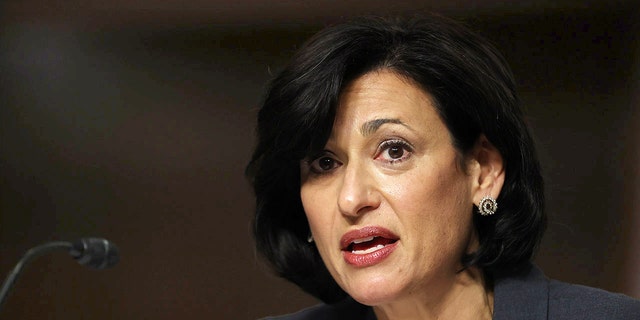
[300,70,489,306]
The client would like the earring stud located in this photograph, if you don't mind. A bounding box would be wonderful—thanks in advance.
[478,196,498,216]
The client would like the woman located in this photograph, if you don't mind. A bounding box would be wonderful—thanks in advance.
[246,15,640,319]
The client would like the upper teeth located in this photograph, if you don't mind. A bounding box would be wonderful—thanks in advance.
[353,236,375,244]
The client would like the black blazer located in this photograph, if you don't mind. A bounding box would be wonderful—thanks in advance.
[262,264,640,319]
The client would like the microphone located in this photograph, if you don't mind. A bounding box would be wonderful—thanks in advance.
[0,237,119,311]
[69,238,120,269]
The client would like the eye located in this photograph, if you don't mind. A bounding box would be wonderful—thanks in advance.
[308,154,341,174]
[376,139,413,163]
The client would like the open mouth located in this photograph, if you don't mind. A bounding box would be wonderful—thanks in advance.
[340,227,399,267]
[344,236,398,254]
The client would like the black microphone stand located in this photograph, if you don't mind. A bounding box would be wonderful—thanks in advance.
[0,238,119,312]
[0,241,73,311]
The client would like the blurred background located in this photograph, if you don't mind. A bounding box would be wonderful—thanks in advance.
[1,0,638,319]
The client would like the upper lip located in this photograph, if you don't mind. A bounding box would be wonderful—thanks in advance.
[340,226,399,250]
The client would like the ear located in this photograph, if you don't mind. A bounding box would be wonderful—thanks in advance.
[468,135,505,205]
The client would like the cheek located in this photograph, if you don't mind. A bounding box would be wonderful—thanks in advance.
[383,165,473,231]
[382,168,457,211]
[300,185,332,233]
[300,188,317,223]
[300,186,340,268]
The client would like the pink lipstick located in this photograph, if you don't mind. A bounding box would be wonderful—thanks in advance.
[340,226,399,267]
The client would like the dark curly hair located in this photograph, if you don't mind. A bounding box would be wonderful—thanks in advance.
[246,15,546,304]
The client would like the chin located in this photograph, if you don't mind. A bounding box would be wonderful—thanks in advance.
[343,274,407,306]
[350,288,404,307]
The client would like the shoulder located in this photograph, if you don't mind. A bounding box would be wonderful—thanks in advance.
[493,263,640,320]
[548,280,640,319]
[259,298,373,320]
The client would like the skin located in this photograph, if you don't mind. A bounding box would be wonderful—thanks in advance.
[299,70,505,320]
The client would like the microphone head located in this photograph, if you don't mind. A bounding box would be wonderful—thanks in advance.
[70,238,120,269]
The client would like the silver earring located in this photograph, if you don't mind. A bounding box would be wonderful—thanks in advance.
[478,196,498,216]
[307,233,314,243]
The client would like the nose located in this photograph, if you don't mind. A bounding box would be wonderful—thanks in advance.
[337,163,380,217]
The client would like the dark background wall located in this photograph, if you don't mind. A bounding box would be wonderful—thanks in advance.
[1,1,638,319]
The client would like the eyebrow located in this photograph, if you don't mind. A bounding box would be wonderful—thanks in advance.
[360,118,407,136]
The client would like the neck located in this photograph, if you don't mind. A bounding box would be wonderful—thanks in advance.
[372,266,493,320]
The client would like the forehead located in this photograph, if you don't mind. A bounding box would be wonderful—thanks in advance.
[334,70,444,134]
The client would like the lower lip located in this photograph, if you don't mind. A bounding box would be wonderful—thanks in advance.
[342,242,398,267]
